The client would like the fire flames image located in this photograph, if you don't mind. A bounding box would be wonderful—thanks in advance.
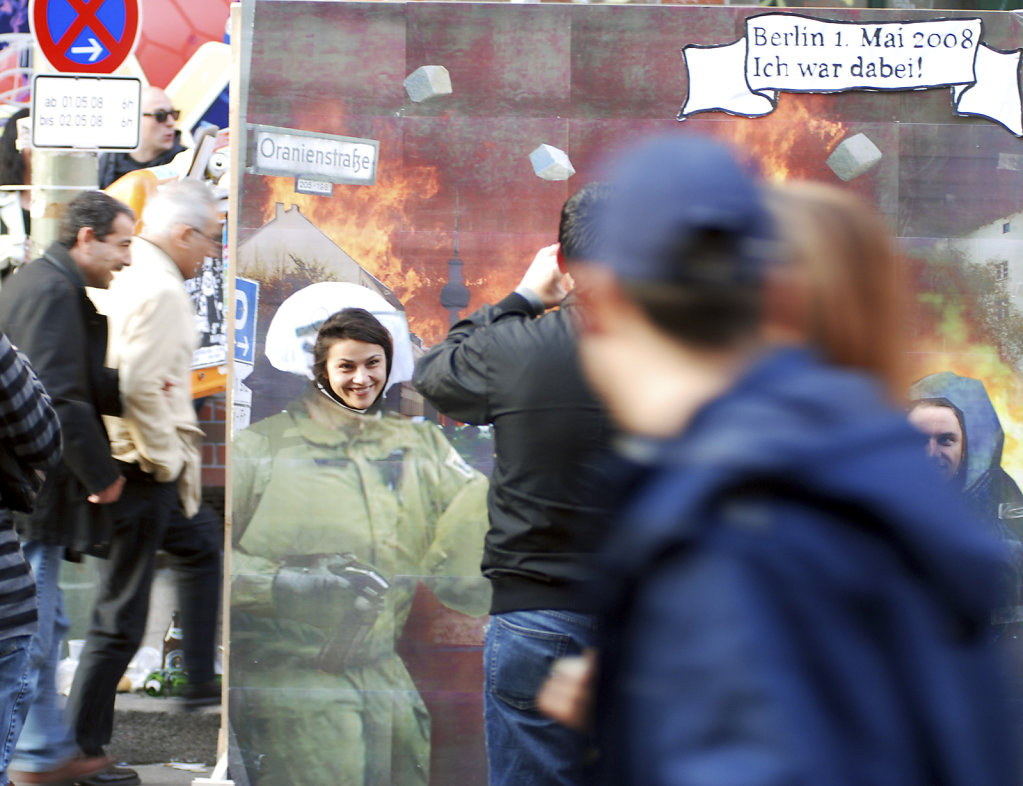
[240,92,853,349]
[239,79,1023,481]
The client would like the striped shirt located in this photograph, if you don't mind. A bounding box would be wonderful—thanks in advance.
[0,332,61,641]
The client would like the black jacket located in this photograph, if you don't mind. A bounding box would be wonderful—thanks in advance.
[97,131,188,189]
[414,293,614,613]
[0,244,121,556]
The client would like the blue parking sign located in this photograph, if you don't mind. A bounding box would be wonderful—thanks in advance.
[235,278,259,364]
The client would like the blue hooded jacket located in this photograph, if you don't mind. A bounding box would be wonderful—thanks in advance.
[909,371,1023,533]
[596,348,1015,786]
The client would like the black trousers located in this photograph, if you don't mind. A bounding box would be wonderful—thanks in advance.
[67,467,222,754]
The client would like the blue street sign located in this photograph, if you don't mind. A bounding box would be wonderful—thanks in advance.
[235,278,259,364]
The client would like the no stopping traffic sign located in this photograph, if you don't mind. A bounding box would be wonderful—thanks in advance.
[30,0,141,75]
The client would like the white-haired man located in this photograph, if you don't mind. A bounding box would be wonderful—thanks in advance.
[66,180,223,786]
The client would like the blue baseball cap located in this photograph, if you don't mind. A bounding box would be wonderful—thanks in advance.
[596,135,774,286]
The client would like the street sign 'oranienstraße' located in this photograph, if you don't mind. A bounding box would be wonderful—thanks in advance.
[250,125,379,186]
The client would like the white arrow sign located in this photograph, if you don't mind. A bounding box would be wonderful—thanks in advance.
[70,38,103,63]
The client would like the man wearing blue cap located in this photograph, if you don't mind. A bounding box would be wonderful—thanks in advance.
[568,135,1016,785]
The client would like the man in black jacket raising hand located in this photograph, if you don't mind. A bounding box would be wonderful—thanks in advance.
[414,186,613,786]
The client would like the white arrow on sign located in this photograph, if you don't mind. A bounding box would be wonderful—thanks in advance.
[236,335,250,355]
[70,38,103,62]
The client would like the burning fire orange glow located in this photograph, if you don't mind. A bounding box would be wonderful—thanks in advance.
[729,95,1023,483]
[720,93,848,181]
[249,94,854,347]
[252,138,548,346]
[256,163,452,344]
[250,96,1023,480]
[246,95,1023,482]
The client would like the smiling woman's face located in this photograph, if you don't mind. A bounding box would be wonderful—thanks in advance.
[325,338,387,409]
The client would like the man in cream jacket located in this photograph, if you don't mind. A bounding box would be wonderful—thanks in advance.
[68,180,223,785]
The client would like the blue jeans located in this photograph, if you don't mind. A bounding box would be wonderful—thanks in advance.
[0,634,33,786]
[10,541,77,772]
[484,609,598,786]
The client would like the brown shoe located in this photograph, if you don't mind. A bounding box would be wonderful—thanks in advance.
[9,754,113,785]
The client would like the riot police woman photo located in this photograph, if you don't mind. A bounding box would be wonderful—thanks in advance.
[230,289,489,785]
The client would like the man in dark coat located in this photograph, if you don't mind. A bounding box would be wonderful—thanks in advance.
[0,191,133,785]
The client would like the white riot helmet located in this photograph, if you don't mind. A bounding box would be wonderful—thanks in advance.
[263,282,414,394]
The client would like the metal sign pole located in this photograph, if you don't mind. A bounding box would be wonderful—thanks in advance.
[28,42,98,256]
[26,0,142,255]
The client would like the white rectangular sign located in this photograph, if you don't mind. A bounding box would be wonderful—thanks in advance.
[295,176,334,196]
[31,75,142,150]
[250,125,378,185]
[745,17,982,91]
[681,14,1022,136]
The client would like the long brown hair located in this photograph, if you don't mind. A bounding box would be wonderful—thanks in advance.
[766,181,906,398]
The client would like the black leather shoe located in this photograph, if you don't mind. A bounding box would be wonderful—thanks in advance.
[74,764,140,786]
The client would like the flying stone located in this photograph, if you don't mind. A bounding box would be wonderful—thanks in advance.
[826,133,882,181]
[529,144,575,181]
[404,66,453,103]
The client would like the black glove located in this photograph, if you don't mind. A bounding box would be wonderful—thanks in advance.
[272,553,388,628]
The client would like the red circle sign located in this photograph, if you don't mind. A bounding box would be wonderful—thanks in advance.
[30,0,141,75]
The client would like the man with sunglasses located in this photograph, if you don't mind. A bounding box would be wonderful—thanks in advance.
[98,87,187,189]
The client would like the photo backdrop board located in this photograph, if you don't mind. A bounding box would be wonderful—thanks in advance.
[230,3,1023,784]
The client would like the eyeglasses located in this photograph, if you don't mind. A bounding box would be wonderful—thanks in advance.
[142,109,180,124]
[190,226,222,248]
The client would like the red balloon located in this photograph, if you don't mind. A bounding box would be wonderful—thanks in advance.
[134,0,231,88]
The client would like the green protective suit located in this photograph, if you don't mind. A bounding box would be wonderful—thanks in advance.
[230,386,490,786]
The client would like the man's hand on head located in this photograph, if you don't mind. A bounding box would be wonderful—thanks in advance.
[516,244,574,311]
